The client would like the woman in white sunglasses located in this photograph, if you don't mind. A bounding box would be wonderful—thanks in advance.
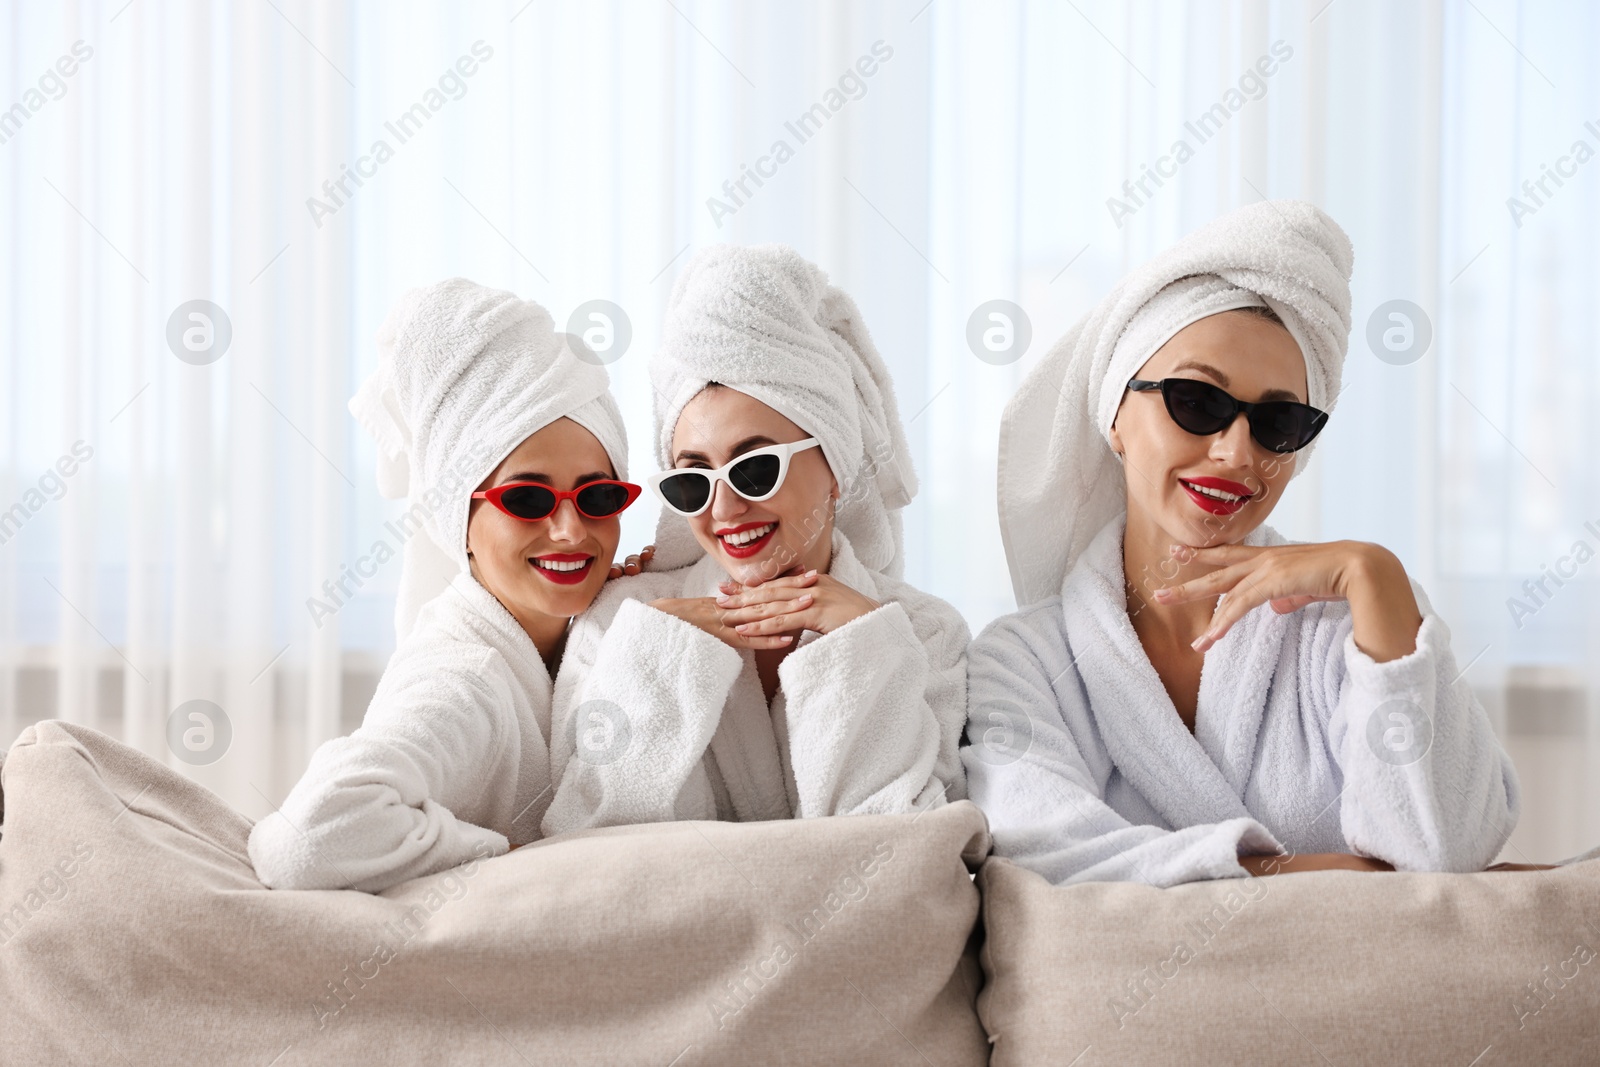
[963,201,1522,887]
[539,245,970,833]
[249,280,649,892]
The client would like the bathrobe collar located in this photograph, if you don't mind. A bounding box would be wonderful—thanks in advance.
[430,570,558,696]
[1060,514,1288,830]
[671,527,881,822]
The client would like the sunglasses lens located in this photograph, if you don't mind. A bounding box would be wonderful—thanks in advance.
[1250,404,1326,453]
[729,454,781,498]
[574,482,630,518]
[657,471,712,514]
[498,484,557,520]
[1163,379,1235,435]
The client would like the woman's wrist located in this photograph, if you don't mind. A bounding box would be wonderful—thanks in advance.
[1342,544,1422,663]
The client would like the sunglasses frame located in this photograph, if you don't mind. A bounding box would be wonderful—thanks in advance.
[648,437,822,517]
[471,479,642,522]
[1126,377,1328,454]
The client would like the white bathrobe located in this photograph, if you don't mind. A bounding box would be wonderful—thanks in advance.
[248,573,557,892]
[962,516,1521,888]
[540,532,970,834]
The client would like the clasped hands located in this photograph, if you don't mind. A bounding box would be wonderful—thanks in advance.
[649,570,880,650]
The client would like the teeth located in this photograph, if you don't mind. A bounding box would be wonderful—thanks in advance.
[1184,481,1246,503]
[721,523,775,546]
[535,558,589,572]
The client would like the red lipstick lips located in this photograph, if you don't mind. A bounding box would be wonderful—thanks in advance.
[531,552,594,585]
[1179,476,1254,516]
[715,520,777,559]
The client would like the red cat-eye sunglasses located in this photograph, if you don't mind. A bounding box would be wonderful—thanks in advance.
[471,480,642,522]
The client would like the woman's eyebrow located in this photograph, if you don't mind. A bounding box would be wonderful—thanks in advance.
[1169,359,1229,385]
[673,436,777,465]
[500,471,611,487]
[1170,359,1303,403]
[727,435,777,458]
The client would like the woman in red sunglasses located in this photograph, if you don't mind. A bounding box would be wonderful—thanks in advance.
[538,245,970,835]
[249,280,649,893]
[962,202,1525,888]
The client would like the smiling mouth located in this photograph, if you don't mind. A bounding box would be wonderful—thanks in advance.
[716,521,777,558]
[1179,478,1254,515]
[529,554,594,584]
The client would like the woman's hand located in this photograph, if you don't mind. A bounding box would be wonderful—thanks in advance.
[607,544,655,581]
[1152,541,1423,662]
[1241,852,1394,876]
[646,595,795,651]
[713,570,881,640]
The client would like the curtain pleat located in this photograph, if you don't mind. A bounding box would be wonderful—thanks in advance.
[0,0,1593,855]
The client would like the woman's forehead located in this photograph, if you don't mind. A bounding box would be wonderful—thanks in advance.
[674,386,805,453]
[499,418,610,473]
[1141,312,1307,401]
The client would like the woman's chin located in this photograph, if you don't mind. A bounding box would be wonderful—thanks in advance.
[515,572,605,616]
[1169,509,1261,549]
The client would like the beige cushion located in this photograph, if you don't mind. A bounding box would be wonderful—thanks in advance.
[977,855,1600,1066]
[0,720,990,1065]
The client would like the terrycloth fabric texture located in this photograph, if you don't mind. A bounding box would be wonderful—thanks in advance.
[976,855,1600,1066]
[249,571,560,892]
[1,720,992,1066]
[997,199,1354,608]
[650,244,918,577]
[350,278,629,641]
[961,515,1521,887]
[542,530,970,836]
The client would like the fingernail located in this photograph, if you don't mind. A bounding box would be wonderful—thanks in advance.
[1191,634,1210,651]
[1152,588,1171,601]
[715,596,732,606]
[779,635,793,643]
[805,569,817,578]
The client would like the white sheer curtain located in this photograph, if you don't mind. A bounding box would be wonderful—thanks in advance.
[2,0,1595,861]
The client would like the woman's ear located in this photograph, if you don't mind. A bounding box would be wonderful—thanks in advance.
[1108,419,1124,458]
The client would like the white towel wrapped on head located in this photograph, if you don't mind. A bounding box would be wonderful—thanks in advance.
[349,278,630,641]
[251,280,632,892]
[997,200,1354,608]
[649,244,918,577]
[967,201,1521,888]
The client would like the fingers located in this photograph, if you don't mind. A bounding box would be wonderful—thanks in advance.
[717,594,814,627]
[732,633,793,652]
[721,569,819,594]
[1174,542,1265,566]
[611,545,657,580]
[1191,576,1281,652]
[1150,559,1255,606]
[715,573,819,607]
[1269,594,1319,614]
[735,609,812,637]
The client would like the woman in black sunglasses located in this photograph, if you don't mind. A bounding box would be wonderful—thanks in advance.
[539,245,971,835]
[250,280,651,892]
[962,201,1520,887]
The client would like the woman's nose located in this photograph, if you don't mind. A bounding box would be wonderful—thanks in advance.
[1209,414,1257,469]
[546,498,585,541]
[708,480,748,523]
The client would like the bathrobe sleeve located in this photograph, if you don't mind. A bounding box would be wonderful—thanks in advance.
[1312,584,1521,871]
[541,595,745,836]
[778,593,969,817]
[962,604,1282,887]
[247,645,524,893]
